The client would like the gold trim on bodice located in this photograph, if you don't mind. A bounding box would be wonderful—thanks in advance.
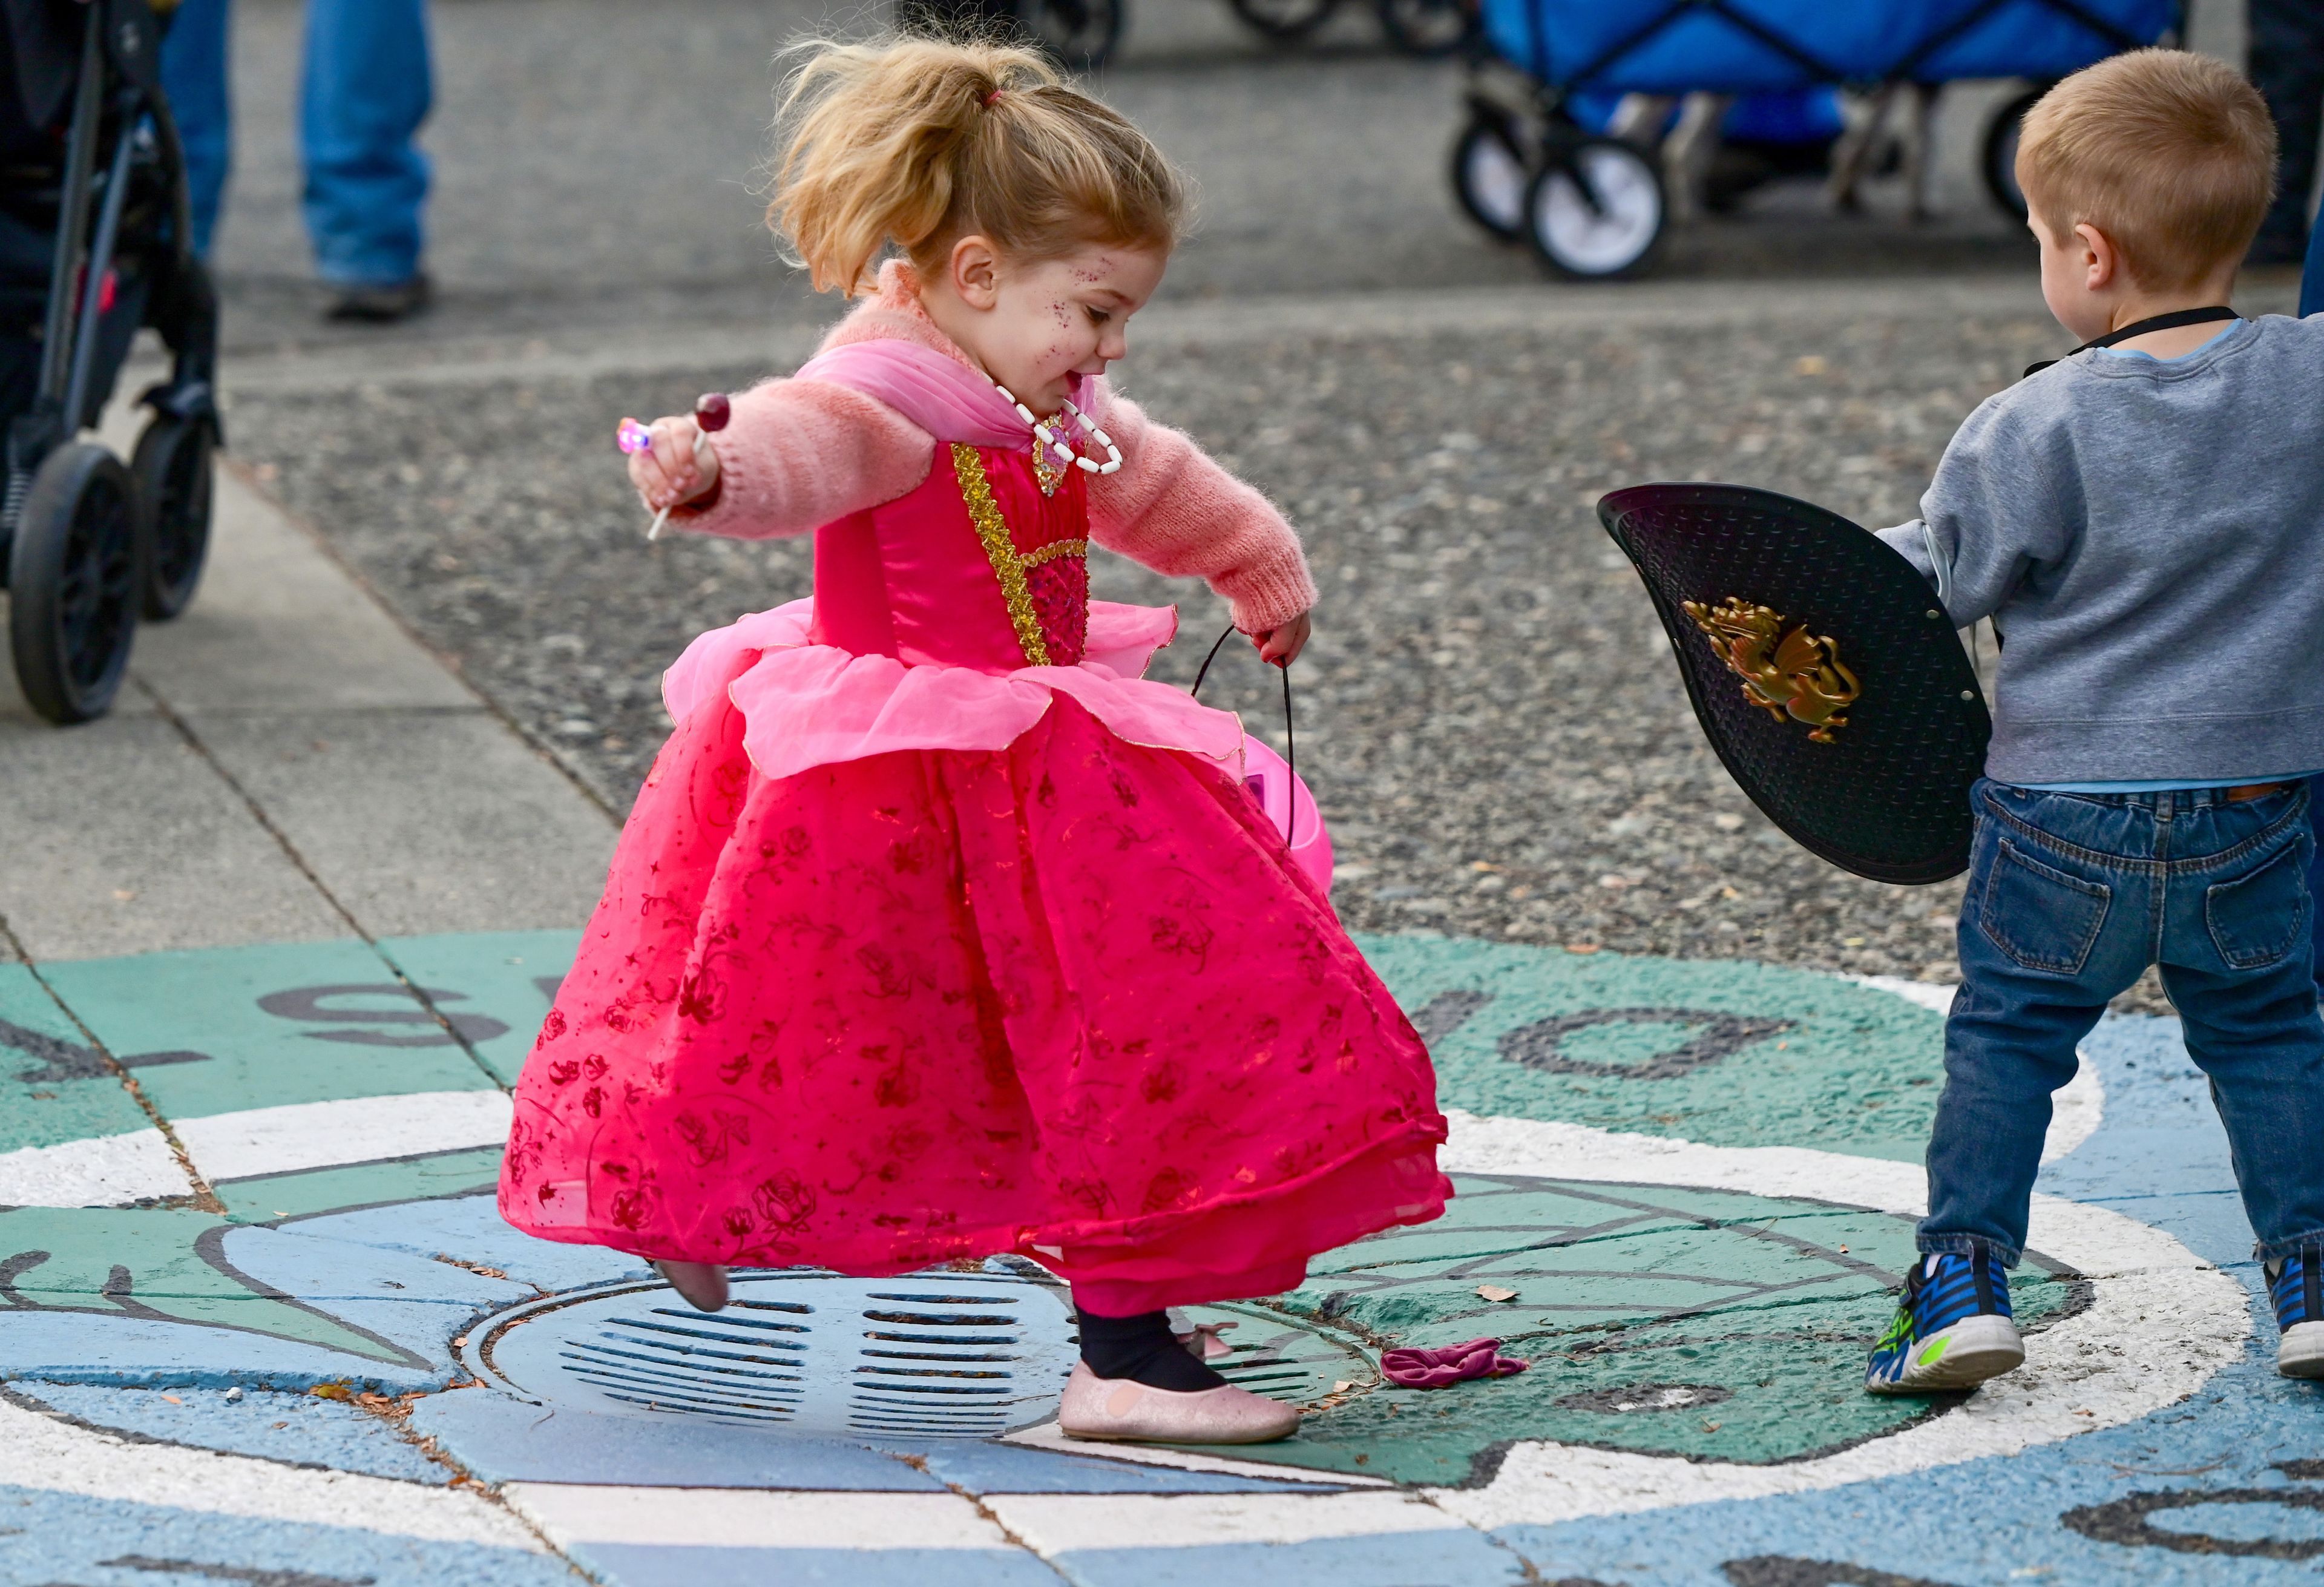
[950,442,1088,668]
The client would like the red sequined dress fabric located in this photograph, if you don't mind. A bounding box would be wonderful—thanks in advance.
[498,444,1449,1310]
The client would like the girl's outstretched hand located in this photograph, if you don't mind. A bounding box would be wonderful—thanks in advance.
[1252,610,1311,667]
[624,414,720,513]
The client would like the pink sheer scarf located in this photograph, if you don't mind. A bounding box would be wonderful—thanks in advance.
[793,340,1097,448]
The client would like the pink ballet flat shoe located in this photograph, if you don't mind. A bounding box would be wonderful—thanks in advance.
[652,1260,730,1312]
[1057,1361,1299,1445]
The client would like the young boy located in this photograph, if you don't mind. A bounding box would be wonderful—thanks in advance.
[1867,48,2324,1393]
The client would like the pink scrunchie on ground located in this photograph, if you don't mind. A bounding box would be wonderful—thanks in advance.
[1379,1337,1529,1388]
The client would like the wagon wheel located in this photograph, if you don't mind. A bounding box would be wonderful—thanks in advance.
[1981,82,2052,218]
[1526,137,1665,280]
[1452,115,1529,242]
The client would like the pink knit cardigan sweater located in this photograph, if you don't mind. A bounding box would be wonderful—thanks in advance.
[671,262,1318,633]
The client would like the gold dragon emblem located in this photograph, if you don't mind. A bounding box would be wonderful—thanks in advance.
[1681,596,1862,743]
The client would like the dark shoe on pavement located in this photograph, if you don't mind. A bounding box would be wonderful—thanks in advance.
[325,271,433,324]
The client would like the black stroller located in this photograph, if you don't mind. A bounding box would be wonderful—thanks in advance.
[0,0,217,724]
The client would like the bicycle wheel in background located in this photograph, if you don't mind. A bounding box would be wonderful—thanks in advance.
[1227,0,1341,44]
[1377,0,1477,57]
[1981,82,2050,218]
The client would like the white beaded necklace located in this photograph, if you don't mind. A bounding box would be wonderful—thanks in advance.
[992,383,1123,494]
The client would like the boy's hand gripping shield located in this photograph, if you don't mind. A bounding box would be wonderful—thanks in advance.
[1598,483,1991,884]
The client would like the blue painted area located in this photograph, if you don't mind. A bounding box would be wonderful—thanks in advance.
[571,1543,1060,1586]
[1052,1529,1528,1586]
[411,1385,1325,1494]
[409,1392,948,1490]
[9,1382,450,1483]
[286,1194,653,1293]
[0,1482,580,1586]
[220,1222,533,1369]
[0,1312,444,1392]
[1489,1011,2324,1587]
[904,1438,1342,1495]
[2043,1014,2259,1272]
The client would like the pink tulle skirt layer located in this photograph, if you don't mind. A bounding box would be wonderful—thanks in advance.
[499,685,1449,1312]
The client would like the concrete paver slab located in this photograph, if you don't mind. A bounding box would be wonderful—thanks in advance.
[186,709,611,938]
[0,709,347,961]
[131,468,480,715]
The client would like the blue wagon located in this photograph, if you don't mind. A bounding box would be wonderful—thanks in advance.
[1454,0,2179,278]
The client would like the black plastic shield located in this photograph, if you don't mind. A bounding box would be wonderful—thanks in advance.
[1598,482,1991,885]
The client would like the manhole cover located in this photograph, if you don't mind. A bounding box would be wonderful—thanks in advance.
[463,1269,1077,1438]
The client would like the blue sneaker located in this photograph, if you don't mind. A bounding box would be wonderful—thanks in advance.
[1865,1250,2024,1395]
[2265,1244,2324,1378]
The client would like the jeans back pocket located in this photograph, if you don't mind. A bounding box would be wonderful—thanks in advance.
[2206,835,2312,971]
[1978,838,2112,975]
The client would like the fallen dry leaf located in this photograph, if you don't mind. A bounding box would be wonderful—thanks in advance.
[1476,1284,1518,1303]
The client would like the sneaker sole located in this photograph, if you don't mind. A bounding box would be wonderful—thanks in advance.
[2280,1321,2324,1379]
[1866,1314,2024,1395]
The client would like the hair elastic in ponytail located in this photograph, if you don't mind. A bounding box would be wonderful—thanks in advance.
[984,88,1005,107]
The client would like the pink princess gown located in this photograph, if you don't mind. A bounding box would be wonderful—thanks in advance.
[498,340,1449,1313]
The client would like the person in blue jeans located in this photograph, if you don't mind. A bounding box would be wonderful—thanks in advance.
[160,0,433,323]
[1869,51,2324,1394]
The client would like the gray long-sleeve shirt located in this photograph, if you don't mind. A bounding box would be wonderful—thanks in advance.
[1876,314,2324,785]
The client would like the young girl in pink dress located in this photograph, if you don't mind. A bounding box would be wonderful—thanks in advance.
[497,35,1449,1445]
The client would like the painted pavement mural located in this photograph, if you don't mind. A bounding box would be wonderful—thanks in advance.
[0,930,2308,1585]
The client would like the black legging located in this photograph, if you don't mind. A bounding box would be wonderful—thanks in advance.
[2251,0,2324,246]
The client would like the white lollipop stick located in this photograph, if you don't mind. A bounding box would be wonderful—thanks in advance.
[648,430,714,542]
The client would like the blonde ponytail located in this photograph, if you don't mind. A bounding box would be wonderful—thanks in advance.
[769,35,1186,297]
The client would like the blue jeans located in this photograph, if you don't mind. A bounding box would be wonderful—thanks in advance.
[1927,779,2324,1266]
[160,0,432,286]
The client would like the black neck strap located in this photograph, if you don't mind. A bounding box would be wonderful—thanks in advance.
[2022,306,2238,379]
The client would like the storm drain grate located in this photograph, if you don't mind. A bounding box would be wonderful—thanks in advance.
[465,1268,1078,1438]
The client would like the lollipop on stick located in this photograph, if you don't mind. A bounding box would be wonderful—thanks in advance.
[617,392,732,540]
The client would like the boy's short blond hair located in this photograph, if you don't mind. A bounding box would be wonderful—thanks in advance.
[2017,48,2276,291]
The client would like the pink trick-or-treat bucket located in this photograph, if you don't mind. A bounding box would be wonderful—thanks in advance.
[1242,735,1332,895]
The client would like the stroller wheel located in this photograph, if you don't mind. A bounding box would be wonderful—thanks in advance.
[133,414,214,622]
[7,443,141,724]
[1227,0,1339,43]
[1452,117,1529,242]
[1525,137,1664,280]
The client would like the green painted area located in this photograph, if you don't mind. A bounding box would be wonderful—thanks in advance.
[0,965,152,1156]
[1354,934,1945,1162]
[1180,1174,2073,1482]
[373,930,576,1085]
[39,939,502,1120]
[214,1147,505,1224]
[0,1206,410,1362]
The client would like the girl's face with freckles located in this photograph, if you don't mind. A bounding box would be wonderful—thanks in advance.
[921,237,1168,415]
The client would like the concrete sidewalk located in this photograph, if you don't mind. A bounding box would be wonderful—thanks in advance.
[0,448,615,969]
